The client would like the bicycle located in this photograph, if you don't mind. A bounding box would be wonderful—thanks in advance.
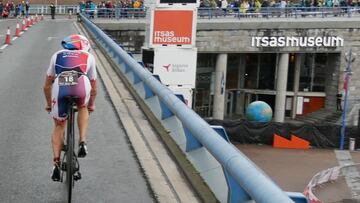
[58,71,83,203]
[60,96,82,203]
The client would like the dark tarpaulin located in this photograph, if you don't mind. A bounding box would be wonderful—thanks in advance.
[206,119,360,149]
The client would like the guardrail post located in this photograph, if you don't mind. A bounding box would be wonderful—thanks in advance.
[143,83,155,99]
[160,100,174,119]
[124,63,131,73]
[133,72,142,84]
[224,169,251,202]
[212,126,251,202]
[184,127,203,152]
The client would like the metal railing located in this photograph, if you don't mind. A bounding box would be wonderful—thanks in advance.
[198,6,360,19]
[28,5,79,15]
[19,5,360,19]
[79,12,295,203]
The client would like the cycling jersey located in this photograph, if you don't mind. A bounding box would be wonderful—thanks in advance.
[46,49,97,120]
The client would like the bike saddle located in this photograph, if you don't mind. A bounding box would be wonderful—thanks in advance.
[64,96,80,102]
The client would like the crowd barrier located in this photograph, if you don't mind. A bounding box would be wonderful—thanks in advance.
[79,12,308,203]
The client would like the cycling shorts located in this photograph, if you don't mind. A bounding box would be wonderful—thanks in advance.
[51,75,91,121]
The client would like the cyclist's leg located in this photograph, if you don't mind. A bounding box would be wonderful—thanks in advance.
[77,107,89,143]
[75,76,91,144]
[51,120,66,161]
[51,79,68,162]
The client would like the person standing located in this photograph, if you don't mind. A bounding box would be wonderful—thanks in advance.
[25,0,29,18]
[50,3,55,19]
[221,0,228,16]
[0,2,3,18]
[337,92,342,111]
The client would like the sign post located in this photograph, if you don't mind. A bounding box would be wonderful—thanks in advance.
[340,49,355,150]
[146,0,198,108]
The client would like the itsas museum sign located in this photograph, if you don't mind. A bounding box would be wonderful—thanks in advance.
[251,36,344,48]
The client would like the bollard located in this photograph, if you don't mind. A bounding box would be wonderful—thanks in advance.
[349,138,356,151]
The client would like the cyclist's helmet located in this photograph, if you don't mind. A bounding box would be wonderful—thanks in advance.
[61,34,90,52]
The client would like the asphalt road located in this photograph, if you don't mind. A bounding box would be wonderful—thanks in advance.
[0,18,154,202]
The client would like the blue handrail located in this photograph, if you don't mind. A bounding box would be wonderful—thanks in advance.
[80,12,294,202]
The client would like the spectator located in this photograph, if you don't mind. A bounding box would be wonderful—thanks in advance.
[254,0,261,12]
[105,0,113,18]
[50,3,55,19]
[9,1,14,17]
[221,0,228,16]
[21,1,25,16]
[240,0,250,14]
[0,2,3,18]
[280,0,287,8]
[210,0,217,8]
[79,1,85,13]
[2,7,8,18]
[15,3,20,17]
[18,3,23,17]
[25,0,29,18]
[326,0,333,7]
[337,92,342,111]
[262,0,270,7]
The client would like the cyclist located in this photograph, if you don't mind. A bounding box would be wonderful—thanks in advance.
[43,34,97,181]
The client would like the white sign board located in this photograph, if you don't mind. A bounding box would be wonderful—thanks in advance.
[149,8,197,48]
[153,47,197,87]
[169,86,193,108]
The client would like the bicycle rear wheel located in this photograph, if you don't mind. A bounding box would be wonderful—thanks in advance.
[66,106,75,203]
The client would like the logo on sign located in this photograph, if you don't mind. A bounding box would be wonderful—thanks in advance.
[163,64,171,72]
[154,31,191,44]
[162,63,188,72]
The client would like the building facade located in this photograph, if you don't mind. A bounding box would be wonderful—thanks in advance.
[96,17,360,124]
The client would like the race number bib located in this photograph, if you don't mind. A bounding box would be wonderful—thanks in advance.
[58,71,79,86]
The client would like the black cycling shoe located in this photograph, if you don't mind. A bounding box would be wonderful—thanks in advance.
[51,162,61,182]
[78,142,88,158]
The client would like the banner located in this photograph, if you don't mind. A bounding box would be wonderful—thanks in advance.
[153,47,197,87]
[150,8,196,47]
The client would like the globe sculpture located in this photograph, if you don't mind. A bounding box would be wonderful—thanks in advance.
[245,101,273,122]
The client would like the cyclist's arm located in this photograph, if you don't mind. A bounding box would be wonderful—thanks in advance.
[44,54,56,110]
[87,54,97,110]
[44,76,54,108]
[88,80,97,107]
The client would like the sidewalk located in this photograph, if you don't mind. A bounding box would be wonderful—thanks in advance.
[236,144,360,202]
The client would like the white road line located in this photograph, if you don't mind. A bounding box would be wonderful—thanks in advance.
[12,37,18,41]
[20,31,24,35]
[0,44,8,50]
[47,37,57,41]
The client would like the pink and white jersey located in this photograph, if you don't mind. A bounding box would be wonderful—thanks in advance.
[47,49,97,120]
[47,49,97,80]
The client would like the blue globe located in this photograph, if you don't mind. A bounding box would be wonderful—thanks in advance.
[246,101,273,122]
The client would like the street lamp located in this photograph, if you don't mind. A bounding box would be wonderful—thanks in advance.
[340,49,356,150]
